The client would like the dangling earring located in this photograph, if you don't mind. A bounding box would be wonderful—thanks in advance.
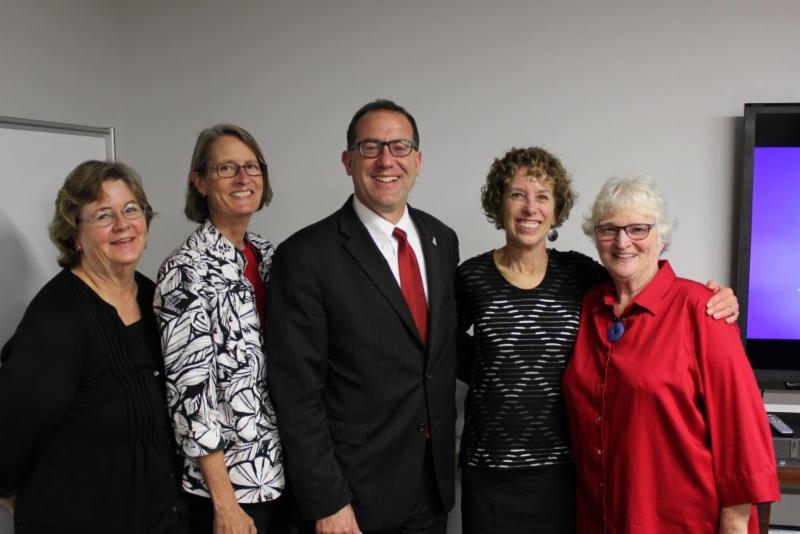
[547,229,559,242]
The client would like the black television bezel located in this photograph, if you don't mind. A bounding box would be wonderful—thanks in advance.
[737,103,800,390]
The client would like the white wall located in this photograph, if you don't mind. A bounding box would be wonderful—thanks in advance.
[2,0,800,531]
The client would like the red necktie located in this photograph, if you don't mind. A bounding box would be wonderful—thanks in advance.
[393,227,428,344]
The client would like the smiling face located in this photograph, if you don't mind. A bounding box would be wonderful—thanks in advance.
[76,180,148,273]
[341,110,421,224]
[595,207,665,290]
[501,167,556,251]
[191,135,264,230]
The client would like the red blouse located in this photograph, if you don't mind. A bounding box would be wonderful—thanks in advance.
[243,241,265,329]
[563,261,779,533]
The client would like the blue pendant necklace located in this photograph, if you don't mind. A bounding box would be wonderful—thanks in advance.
[607,316,625,342]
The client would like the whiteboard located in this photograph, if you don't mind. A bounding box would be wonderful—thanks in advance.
[0,117,114,345]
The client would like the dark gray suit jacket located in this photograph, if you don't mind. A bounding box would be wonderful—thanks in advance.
[265,197,459,530]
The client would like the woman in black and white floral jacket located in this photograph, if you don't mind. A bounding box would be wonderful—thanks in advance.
[155,124,291,534]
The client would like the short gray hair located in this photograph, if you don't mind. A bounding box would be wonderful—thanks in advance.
[582,175,674,250]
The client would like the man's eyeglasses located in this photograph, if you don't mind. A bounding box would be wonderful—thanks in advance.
[78,202,149,227]
[199,160,264,179]
[594,223,655,242]
[349,139,417,158]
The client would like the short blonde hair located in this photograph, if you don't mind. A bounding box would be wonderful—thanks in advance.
[582,175,674,249]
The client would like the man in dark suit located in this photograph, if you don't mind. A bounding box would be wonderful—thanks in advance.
[266,100,459,534]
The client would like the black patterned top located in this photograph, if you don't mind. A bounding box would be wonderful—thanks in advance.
[456,249,603,469]
[154,220,284,503]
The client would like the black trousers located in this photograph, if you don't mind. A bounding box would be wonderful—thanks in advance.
[297,442,447,534]
[184,492,294,534]
[460,462,576,534]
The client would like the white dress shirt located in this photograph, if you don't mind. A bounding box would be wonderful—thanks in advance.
[352,195,429,301]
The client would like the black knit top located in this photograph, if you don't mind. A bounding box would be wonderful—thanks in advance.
[456,249,603,469]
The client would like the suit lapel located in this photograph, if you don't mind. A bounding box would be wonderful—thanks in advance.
[338,199,422,345]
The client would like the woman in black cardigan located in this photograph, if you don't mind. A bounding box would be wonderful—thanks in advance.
[0,160,185,533]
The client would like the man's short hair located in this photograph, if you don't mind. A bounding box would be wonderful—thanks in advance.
[346,99,420,149]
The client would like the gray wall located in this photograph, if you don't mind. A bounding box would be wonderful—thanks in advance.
[4,0,800,285]
[113,0,800,285]
[0,0,121,134]
[2,0,800,531]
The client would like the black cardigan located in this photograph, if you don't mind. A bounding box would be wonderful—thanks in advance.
[0,269,184,533]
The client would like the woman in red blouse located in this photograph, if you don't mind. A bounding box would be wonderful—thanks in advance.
[563,175,779,534]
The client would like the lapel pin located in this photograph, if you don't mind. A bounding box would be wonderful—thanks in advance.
[432,236,437,247]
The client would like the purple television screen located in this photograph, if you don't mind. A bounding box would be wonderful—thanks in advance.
[746,147,800,340]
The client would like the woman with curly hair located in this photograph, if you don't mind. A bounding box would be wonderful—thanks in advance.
[456,147,737,533]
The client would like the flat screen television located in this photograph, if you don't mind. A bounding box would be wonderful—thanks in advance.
[737,103,800,390]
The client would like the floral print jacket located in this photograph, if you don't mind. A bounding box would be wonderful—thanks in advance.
[154,220,284,502]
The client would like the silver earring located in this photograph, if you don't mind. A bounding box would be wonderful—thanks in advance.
[547,229,559,242]
[75,242,82,252]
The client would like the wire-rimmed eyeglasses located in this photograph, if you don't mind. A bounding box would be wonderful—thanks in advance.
[348,139,418,158]
[78,202,149,227]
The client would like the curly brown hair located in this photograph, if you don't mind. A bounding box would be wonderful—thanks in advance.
[481,146,576,230]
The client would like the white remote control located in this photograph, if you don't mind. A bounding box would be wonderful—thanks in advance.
[768,413,794,436]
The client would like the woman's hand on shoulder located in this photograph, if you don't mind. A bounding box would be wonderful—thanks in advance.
[705,280,740,324]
